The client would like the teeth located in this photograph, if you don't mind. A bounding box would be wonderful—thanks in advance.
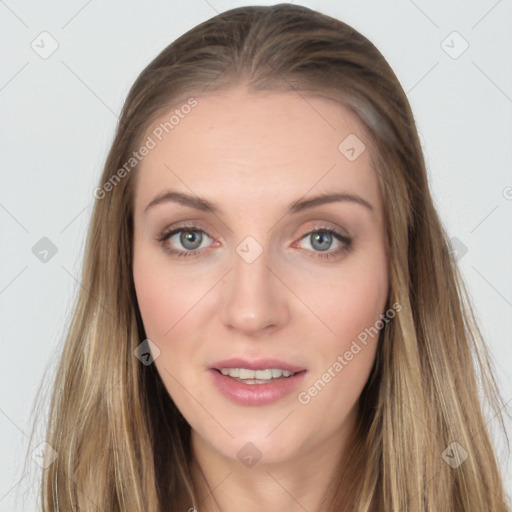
[219,368,296,380]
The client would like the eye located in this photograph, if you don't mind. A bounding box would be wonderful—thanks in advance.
[155,224,352,261]
[296,227,352,260]
[156,225,213,258]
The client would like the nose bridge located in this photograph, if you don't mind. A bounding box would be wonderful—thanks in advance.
[220,236,288,334]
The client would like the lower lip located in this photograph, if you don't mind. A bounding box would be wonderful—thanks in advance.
[209,369,307,406]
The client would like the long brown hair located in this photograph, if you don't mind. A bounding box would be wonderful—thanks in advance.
[38,4,510,510]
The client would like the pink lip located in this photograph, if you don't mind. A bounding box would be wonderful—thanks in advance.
[209,358,308,406]
[210,358,306,373]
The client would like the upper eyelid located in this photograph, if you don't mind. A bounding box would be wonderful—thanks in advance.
[162,217,348,233]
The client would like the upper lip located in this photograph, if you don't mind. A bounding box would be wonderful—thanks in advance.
[210,358,306,373]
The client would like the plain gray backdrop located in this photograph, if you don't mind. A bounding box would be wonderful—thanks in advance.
[1,1,511,510]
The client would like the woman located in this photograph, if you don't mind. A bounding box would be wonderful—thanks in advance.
[40,4,510,511]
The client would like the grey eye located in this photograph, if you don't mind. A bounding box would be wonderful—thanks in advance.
[179,230,204,250]
[309,231,333,252]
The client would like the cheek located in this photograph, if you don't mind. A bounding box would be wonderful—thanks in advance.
[295,250,388,403]
[132,242,213,341]
[300,252,389,343]
[132,254,186,350]
[133,264,176,340]
[132,249,215,433]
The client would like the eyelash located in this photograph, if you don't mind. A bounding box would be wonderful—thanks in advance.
[155,224,353,261]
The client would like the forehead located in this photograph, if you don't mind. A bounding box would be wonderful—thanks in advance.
[134,88,381,215]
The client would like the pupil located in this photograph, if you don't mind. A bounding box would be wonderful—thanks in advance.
[180,230,202,250]
[311,232,332,251]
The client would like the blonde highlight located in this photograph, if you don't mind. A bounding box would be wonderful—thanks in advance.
[37,4,510,511]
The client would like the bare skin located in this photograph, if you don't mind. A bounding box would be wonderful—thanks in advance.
[132,87,389,511]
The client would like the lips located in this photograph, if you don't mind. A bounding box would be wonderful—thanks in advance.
[208,357,308,406]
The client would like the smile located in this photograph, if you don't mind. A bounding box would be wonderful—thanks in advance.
[219,367,297,383]
[210,368,307,406]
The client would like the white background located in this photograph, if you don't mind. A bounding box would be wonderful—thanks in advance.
[1,0,511,509]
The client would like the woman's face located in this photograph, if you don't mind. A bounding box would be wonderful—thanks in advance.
[132,88,389,467]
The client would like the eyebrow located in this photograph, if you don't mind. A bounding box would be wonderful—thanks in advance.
[143,189,373,215]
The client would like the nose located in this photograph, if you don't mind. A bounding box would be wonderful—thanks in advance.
[220,242,290,336]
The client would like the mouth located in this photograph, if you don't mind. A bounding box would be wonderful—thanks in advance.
[208,358,308,406]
